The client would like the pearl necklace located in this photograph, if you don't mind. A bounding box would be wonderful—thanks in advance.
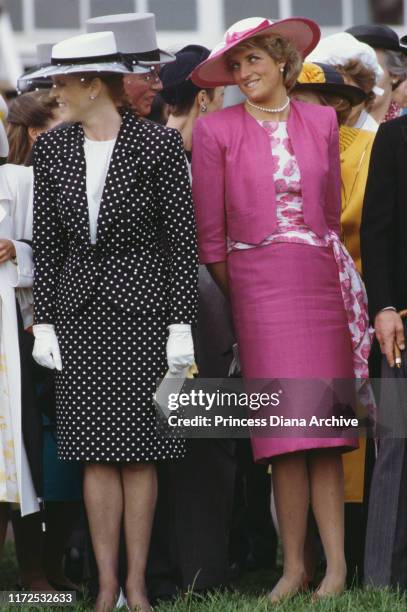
[246,97,290,114]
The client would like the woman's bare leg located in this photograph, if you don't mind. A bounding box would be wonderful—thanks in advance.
[83,464,122,612]
[122,463,157,612]
[308,449,347,596]
[304,512,318,584]
[269,452,309,602]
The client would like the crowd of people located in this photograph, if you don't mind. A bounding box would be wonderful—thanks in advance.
[1,9,407,611]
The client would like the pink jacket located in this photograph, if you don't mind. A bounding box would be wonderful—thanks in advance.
[192,99,341,263]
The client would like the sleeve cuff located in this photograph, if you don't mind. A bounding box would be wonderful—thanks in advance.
[10,240,34,288]
[167,324,191,333]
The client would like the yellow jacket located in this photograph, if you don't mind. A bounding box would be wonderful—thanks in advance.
[339,126,375,274]
[339,126,375,502]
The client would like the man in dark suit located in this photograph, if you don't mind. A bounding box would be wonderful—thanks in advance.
[361,114,407,589]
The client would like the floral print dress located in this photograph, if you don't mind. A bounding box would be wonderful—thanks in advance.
[228,121,372,382]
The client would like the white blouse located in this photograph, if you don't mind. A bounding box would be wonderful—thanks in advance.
[353,110,378,133]
[83,136,116,244]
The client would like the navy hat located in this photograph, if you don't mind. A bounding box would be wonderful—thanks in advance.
[160,45,210,106]
[346,24,407,54]
[294,62,367,106]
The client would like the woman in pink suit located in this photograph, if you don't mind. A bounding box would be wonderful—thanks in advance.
[191,17,371,602]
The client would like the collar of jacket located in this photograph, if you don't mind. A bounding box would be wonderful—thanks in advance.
[59,107,140,157]
[56,108,142,247]
[236,98,337,238]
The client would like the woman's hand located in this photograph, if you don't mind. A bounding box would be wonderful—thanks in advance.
[32,324,63,371]
[166,324,194,374]
[0,239,16,264]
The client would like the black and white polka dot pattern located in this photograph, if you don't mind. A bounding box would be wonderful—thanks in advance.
[33,110,198,462]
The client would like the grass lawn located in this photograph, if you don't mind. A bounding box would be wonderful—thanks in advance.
[1,542,406,611]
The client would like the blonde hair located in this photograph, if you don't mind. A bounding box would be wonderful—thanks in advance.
[225,33,303,91]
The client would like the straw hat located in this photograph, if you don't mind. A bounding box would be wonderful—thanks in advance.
[191,17,320,88]
[294,62,367,106]
[18,31,132,87]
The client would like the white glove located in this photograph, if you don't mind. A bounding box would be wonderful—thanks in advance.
[32,324,62,371]
[166,324,194,374]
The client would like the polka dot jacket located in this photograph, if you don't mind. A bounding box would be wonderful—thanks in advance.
[32,110,198,462]
[33,110,198,326]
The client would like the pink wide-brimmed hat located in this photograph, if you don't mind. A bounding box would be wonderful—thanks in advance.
[191,17,320,88]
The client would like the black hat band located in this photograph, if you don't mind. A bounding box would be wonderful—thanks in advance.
[51,52,124,65]
[126,49,161,64]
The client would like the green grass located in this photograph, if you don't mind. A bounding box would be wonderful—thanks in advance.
[1,542,406,611]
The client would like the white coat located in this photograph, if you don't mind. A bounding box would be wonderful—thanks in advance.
[0,163,38,516]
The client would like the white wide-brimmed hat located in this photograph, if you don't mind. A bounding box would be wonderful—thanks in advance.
[0,94,9,158]
[191,17,320,88]
[18,31,132,87]
[86,12,175,73]
[307,32,384,86]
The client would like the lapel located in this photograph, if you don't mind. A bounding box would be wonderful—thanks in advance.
[240,104,277,208]
[56,123,89,245]
[287,100,327,230]
[287,100,314,211]
[239,101,319,221]
[56,110,142,247]
[96,109,141,245]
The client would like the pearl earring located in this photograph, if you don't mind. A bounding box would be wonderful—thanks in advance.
[280,67,284,73]
[90,95,96,100]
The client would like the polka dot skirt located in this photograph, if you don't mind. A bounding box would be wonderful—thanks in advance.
[55,296,184,462]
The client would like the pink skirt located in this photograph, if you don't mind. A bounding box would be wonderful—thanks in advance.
[227,241,358,462]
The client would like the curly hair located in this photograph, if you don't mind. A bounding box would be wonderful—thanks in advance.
[383,49,407,80]
[335,59,376,112]
[224,33,303,91]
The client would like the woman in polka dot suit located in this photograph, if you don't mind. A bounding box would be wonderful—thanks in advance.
[29,33,198,612]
